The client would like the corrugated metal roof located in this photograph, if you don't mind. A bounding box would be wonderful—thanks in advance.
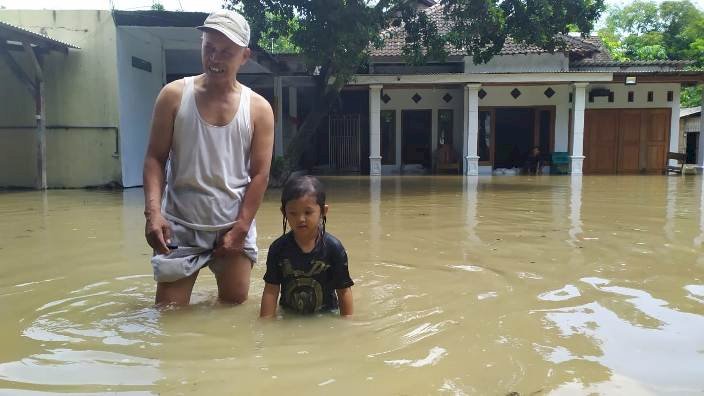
[573,60,691,67]
[0,20,79,49]
[681,107,701,118]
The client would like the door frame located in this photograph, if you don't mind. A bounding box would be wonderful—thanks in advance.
[478,106,556,168]
[401,109,432,165]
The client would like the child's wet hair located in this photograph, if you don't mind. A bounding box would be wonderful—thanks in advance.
[280,175,327,235]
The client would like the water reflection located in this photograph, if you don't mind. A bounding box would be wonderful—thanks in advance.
[542,276,704,393]
[696,178,704,248]
[568,175,583,246]
[462,176,480,243]
[664,177,678,242]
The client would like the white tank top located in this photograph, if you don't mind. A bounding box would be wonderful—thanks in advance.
[162,76,253,231]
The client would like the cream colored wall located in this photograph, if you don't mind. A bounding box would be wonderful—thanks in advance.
[0,10,121,188]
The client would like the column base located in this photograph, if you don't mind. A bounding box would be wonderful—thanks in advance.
[570,156,585,175]
[369,156,382,176]
[464,155,480,176]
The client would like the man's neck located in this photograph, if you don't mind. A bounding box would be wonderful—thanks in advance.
[200,74,240,95]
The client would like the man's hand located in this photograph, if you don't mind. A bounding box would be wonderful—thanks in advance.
[214,222,249,258]
[145,213,172,255]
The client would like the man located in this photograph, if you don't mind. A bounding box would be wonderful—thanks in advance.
[143,9,274,306]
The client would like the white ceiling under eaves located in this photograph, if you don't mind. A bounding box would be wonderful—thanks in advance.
[119,25,271,74]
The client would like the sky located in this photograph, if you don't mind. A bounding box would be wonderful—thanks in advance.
[0,0,703,27]
[1,0,703,12]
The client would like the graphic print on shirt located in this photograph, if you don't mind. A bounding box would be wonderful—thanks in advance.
[280,258,330,314]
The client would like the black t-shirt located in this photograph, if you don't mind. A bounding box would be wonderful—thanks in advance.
[263,232,353,314]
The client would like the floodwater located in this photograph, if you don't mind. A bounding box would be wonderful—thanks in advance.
[1,176,703,395]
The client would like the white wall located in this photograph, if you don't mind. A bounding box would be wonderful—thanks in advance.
[464,53,568,73]
[379,87,464,172]
[477,85,572,151]
[373,82,682,173]
[116,27,165,188]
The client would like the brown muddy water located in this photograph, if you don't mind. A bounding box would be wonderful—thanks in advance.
[1,176,703,395]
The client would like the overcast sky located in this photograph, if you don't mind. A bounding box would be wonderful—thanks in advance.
[1,0,703,26]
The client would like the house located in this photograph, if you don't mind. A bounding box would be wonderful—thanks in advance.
[680,107,701,164]
[2,6,703,189]
[338,3,704,176]
[0,9,299,188]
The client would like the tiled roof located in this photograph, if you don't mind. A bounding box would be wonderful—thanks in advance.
[371,3,603,58]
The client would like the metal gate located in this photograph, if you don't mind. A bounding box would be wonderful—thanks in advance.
[328,114,361,172]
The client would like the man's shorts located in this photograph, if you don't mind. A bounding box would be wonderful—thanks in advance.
[151,219,258,283]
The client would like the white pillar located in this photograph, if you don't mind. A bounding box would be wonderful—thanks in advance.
[668,87,681,166]
[464,84,481,175]
[369,84,383,175]
[570,82,589,175]
[431,109,438,169]
[273,76,284,157]
[697,84,704,173]
[288,86,298,142]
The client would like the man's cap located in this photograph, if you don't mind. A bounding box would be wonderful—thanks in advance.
[197,9,250,47]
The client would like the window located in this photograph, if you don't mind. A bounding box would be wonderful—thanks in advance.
[380,110,396,165]
[438,109,453,145]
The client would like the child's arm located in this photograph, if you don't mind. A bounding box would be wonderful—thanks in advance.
[336,287,354,317]
[260,283,280,318]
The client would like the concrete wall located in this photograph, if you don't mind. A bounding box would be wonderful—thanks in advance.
[379,87,464,173]
[464,53,569,73]
[0,10,121,188]
[476,84,572,152]
[369,82,681,174]
[116,27,165,187]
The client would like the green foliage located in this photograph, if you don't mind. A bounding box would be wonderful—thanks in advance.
[258,12,300,53]
[224,0,605,169]
[151,2,165,11]
[598,0,704,65]
[681,86,703,108]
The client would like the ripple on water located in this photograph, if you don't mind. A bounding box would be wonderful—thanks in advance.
[538,277,704,392]
[1,275,163,390]
[384,346,448,368]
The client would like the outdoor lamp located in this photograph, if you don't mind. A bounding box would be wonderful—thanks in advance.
[625,76,637,85]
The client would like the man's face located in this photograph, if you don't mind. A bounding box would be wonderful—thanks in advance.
[201,29,250,80]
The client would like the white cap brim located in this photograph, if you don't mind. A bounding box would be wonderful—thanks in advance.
[197,24,248,47]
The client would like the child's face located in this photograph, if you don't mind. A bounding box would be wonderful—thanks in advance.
[282,194,329,239]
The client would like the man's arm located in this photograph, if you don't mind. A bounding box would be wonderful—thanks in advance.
[143,80,182,254]
[216,91,274,254]
[237,92,275,228]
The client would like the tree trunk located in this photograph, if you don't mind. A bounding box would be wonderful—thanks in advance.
[269,83,344,187]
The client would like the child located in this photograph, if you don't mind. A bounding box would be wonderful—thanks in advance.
[260,176,354,318]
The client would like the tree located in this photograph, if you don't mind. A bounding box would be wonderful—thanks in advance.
[151,2,165,11]
[225,0,605,176]
[598,1,704,107]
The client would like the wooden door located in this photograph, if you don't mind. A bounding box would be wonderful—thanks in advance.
[584,109,619,174]
[643,109,671,173]
[618,110,642,173]
[583,108,671,174]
